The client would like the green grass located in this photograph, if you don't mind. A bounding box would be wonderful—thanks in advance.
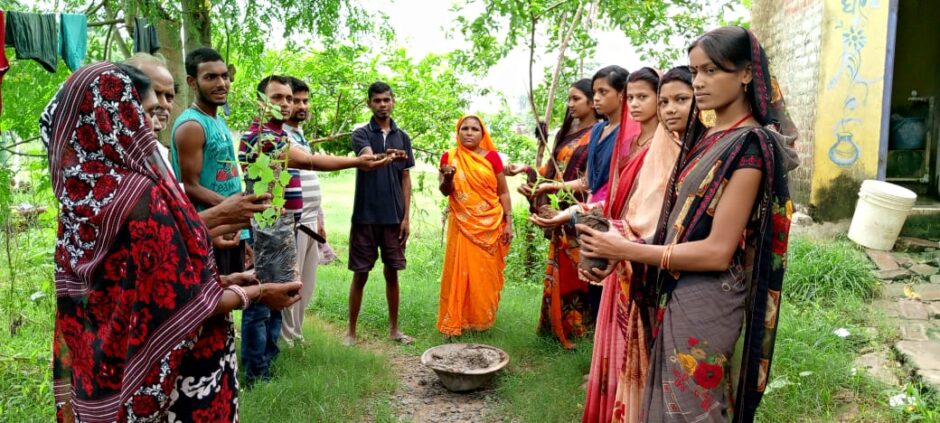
[0,169,930,422]
[238,319,397,422]
[784,237,880,306]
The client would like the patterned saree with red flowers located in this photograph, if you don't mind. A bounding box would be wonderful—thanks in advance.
[41,62,235,422]
[536,126,594,347]
[641,126,793,422]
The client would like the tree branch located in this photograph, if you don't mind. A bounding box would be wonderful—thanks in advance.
[308,132,352,145]
[542,2,585,137]
[88,18,123,27]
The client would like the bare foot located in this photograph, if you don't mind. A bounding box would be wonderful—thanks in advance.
[343,335,357,347]
[390,332,414,345]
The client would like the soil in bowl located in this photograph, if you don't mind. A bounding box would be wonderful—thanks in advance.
[426,345,503,373]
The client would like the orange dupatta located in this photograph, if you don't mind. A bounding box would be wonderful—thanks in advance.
[437,115,509,336]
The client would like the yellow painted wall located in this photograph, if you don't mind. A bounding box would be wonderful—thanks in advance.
[810,0,890,204]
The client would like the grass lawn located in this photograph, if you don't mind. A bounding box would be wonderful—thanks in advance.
[1,168,935,422]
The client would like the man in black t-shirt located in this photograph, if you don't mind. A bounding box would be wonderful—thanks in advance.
[345,82,415,346]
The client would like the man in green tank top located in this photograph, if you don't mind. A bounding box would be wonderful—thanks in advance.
[170,47,246,276]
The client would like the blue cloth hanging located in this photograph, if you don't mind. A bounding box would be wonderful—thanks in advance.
[59,13,87,72]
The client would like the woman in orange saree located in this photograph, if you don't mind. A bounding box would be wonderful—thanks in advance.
[437,115,513,336]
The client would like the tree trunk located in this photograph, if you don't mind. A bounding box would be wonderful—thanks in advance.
[155,17,187,144]
[181,0,212,52]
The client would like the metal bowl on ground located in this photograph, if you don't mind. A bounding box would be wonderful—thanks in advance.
[421,343,509,392]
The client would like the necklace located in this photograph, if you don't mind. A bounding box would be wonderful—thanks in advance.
[634,133,654,148]
[191,101,217,117]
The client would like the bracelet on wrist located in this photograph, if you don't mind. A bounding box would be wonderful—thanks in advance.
[226,285,250,310]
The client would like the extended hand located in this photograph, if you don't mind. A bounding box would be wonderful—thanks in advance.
[358,154,393,171]
[215,193,272,226]
[212,233,240,250]
[505,163,528,176]
[533,181,560,196]
[516,182,534,197]
[575,223,631,260]
[220,271,259,288]
[385,148,408,161]
[259,281,303,310]
[528,208,572,229]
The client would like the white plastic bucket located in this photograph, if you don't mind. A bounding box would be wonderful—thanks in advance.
[848,180,918,250]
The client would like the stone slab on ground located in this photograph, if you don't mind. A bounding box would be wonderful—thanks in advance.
[900,323,929,341]
[911,264,939,277]
[872,299,900,318]
[882,283,907,298]
[898,300,930,320]
[927,302,940,318]
[896,237,939,252]
[914,284,940,301]
[895,254,916,269]
[867,250,899,271]
[877,268,911,281]
[854,351,901,386]
[920,370,940,387]
[932,275,940,284]
[895,340,940,371]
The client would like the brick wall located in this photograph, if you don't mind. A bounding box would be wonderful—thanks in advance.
[751,0,823,205]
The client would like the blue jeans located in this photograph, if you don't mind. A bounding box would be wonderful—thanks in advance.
[241,302,282,386]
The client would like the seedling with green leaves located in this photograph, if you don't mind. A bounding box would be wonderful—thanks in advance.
[237,94,292,229]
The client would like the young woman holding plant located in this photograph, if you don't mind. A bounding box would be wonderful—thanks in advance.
[506,78,600,348]
[576,27,798,421]
[437,115,512,337]
[531,64,684,423]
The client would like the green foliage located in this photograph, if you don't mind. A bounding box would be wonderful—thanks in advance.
[784,237,880,306]
[453,0,743,72]
[227,46,475,163]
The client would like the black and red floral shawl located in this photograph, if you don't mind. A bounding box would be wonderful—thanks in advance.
[40,62,223,421]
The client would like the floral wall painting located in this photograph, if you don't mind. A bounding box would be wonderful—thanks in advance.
[826,0,882,168]
[810,0,889,204]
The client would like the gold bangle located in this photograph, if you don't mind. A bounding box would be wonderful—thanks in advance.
[660,244,676,271]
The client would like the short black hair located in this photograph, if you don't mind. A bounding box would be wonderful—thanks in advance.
[288,76,309,95]
[257,75,292,96]
[367,81,393,100]
[114,62,152,98]
[184,47,224,78]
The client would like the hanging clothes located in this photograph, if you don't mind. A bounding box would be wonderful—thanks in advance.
[132,17,160,54]
[0,11,10,121]
[4,11,58,72]
[58,13,87,72]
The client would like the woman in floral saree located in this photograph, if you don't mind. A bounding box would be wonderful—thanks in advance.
[576,27,798,422]
[506,79,599,348]
[42,62,300,422]
[437,115,513,336]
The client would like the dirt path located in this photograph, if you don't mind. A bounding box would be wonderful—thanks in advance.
[315,319,500,422]
[385,352,497,422]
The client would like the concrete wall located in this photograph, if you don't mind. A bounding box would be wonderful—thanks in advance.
[810,0,891,213]
[751,0,824,205]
